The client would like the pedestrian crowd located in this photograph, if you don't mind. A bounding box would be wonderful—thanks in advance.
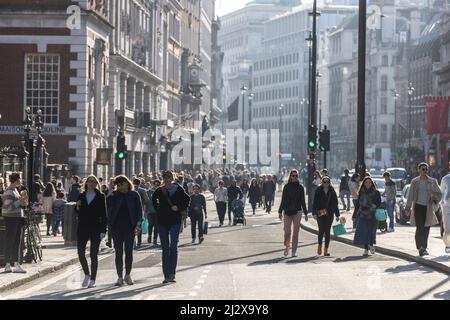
[2,163,449,288]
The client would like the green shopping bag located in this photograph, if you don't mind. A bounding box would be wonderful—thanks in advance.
[142,218,148,235]
[332,223,346,236]
[375,208,387,221]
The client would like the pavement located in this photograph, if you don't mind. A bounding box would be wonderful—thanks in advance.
[301,208,450,275]
[4,197,450,300]
[0,191,214,293]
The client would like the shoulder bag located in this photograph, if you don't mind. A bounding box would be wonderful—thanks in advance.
[162,186,188,220]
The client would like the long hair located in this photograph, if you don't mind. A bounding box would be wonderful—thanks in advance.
[81,175,101,193]
[43,182,56,197]
[250,178,257,186]
[357,176,376,195]
[114,175,135,191]
[320,175,335,190]
[288,169,299,183]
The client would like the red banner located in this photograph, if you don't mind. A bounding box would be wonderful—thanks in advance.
[425,96,450,134]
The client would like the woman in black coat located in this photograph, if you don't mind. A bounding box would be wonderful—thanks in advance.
[248,178,261,215]
[75,175,107,289]
[353,177,381,256]
[312,176,340,256]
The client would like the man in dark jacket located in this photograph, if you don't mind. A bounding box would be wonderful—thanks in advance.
[227,181,243,225]
[31,174,45,203]
[263,175,277,213]
[152,171,190,283]
[68,175,81,202]
[339,169,351,211]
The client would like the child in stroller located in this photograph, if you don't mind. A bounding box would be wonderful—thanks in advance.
[231,199,246,226]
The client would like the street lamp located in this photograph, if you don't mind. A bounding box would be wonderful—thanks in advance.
[240,84,247,130]
[248,92,254,130]
[23,107,44,202]
[391,89,400,165]
[279,104,284,170]
[407,82,415,152]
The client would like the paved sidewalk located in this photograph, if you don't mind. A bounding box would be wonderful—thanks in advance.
[301,210,450,275]
[0,191,215,293]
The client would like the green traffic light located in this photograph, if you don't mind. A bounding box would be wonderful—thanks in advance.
[308,141,316,148]
[117,152,125,159]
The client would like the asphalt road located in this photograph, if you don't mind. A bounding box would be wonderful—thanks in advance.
[3,193,450,300]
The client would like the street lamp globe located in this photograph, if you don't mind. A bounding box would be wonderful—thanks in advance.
[407,82,415,96]
[248,92,254,101]
[240,85,247,95]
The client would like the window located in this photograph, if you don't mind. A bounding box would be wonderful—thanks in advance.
[381,97,387,114]
[25,54,60,124]
[381,75,388,91]
[382,55,388,66]
[381,125,387,142]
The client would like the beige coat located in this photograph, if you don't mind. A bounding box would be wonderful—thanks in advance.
[406,176,442,227]
[42,194,56,214]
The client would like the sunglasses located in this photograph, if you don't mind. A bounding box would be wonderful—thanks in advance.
[323,180,330,184]
[291,174,298,178]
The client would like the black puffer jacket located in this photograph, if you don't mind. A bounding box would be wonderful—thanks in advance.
[312,186,339,218]
[278,181,308,216]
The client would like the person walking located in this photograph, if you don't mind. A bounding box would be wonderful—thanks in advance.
[339,169,351,211]
[133,178,150,248]
[405,162,442,256]
[240,179,250,207]
[51,192,66,236]
[146,179,161,245]
[353,177,382,256]
[349,173,361,231]
[189,184,207,244]
[107,175,143,286]
[278,170,308,258]
[383,171,397,232]
[42,182,56,236]
[152,171,190,284]
[67,175,81,202]
[75,175,107,288]
[263,175,276,214]
[440,173,450,253]
[214,180,228,227]
[227,180,243,224]
[312,176,340,256]
[259,175,266,209]
[2,173,28,273]
[248,178,261,215]
[310,171,322,212]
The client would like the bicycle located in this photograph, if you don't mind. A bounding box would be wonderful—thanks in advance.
[20,206,43,264]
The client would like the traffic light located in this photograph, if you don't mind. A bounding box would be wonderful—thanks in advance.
[308,124,318,151]
[222,150,227,163]
[319,128,330,152]
[116,134,127,160]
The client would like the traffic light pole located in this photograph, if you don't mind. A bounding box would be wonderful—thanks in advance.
[307,0,319,212]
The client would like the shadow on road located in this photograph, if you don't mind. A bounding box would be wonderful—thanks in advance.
[384,263,433,274]
[286,256,319,264]
[333,256,369,263]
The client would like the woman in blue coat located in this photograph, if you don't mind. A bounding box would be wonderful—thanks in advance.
[107,175,143,286]
[353,177,381,256]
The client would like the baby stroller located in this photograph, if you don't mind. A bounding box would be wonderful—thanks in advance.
[231,199,246,226]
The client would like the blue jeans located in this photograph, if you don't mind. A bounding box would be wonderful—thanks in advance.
[386,200,395,230]
[158,223,181,279]
[190,213,204,240]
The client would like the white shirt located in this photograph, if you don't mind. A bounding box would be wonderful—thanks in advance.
[416,178,429,206]
[214,187,228,203]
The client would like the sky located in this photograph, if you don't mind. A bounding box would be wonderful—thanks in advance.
[216,0,247,17]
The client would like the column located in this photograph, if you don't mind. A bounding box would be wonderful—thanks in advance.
[126,77,136,110]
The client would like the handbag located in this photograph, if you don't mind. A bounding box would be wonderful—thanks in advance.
[318,209,328,217]
[141,218,148,234]
[332,223,346,236]
[375,208,387,221]
[203,220,208,235]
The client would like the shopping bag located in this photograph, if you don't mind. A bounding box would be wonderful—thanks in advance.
[141,218,148,235]
[332,223,346,236]
[375,208,387,222]
[203,220,208,235]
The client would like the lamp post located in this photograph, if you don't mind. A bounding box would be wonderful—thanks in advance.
[240,84,247,130]
[22,107,43,202]
[279,104,284,170]
[391,89,400,166]
[407,82,415,152]
[305,32,313,122]
[248,92,254,130]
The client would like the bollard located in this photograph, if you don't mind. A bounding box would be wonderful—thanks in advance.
[63,203,78,246]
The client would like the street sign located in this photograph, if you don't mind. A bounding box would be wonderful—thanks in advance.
[96,148,112,165]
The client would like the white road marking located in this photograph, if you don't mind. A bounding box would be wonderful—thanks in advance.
[193,285,202,290]
[196,279,205,284]
[189,291,198,297]
[200,274,208,278]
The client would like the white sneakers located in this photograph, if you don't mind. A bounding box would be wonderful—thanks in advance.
[4,263,12,273]
[4,264,26,273]
[363,249,369,256]
[82,275,90,288]
[12,265,26,273]
[87,280,96,288]
[369,246,376,254]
